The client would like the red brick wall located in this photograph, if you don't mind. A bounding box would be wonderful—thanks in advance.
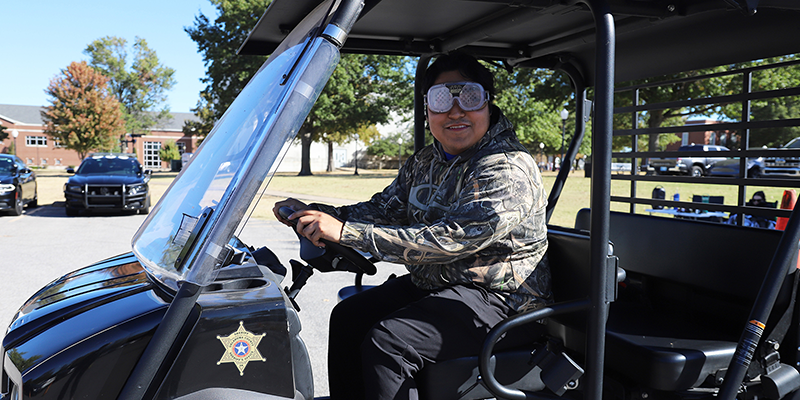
[1,121,199,169]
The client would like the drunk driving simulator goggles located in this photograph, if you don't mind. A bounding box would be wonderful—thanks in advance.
[424,82,489,113]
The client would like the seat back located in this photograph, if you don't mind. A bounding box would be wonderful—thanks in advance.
[547,226,593,303]
[563,210,798,389]
[417,228,589,400]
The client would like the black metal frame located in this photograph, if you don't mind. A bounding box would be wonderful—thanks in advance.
[611,58,800,220]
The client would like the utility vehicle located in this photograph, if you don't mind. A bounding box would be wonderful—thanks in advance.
[3,1,800,400]
[64,153,152,216]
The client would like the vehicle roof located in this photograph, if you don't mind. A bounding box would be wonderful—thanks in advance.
[88,152,137,157]
[239,0,800,85]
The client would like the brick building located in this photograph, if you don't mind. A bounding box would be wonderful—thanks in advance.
[664,119,735,150]
[0,104,201,170]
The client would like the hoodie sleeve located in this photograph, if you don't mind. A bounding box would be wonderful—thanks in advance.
[339,151,545,265]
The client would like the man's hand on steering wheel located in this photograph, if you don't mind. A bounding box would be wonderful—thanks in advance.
[275,202,377,276]
[292,209,343,248]
[272,198,310,225]
[273,199,343,247]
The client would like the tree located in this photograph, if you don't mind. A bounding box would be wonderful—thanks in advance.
[182,92,215,141]
[0,125,7,144]
[41,61,127,160]
[84,36,176,142]
[722,54,800,147]
[159,140,181,161]
[185,0,269,138]
[492,66,592,157]
[297,54,413,175]
[186,1,414,175]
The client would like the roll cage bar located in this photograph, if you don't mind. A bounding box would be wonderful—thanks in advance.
[240,1,800,399]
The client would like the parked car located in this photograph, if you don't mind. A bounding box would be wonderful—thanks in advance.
[643,144,729,177]
[0,154,37,216]
[762,137,800,178]
[706,155,764,178]
[64,153,152,216]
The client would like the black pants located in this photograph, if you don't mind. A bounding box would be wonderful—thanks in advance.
[328,274,543,400]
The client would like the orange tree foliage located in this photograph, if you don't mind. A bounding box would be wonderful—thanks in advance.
[41,61,126,160]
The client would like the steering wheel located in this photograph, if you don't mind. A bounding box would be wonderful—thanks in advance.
[278,206,377,275]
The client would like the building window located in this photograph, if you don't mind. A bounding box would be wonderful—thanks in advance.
[25,136,47,147]
[143,141,162,169]
[55,159,62,165]
[53,138,65,148]
[177,142,186,155]
[27,158,34,164]
[41,158,48,166]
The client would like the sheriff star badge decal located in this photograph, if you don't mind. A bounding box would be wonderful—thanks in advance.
[216,321,266,375]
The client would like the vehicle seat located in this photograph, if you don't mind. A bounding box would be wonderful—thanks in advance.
[415,228,590,399]
[551,212,798,392]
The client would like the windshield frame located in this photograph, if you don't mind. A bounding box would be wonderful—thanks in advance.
[131,0,340,290]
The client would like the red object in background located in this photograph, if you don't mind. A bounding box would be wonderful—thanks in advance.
[775,189,800,270]
[776,189,797,231]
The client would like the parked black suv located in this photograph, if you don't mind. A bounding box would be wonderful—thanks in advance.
[64,153,151,216]
[0,154,37,216]
[643,144,729,177]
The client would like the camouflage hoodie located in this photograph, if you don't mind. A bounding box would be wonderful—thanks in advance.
[317,113,550,312]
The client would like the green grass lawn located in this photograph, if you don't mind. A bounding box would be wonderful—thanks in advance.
[262,169,794,227]
[36,167,793,228]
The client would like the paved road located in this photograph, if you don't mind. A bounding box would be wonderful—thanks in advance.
[0,203,405,397]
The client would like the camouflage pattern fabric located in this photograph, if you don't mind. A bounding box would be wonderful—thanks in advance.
[315,112,550,312]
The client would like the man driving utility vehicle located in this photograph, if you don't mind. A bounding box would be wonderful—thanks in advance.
[274,52,551,400]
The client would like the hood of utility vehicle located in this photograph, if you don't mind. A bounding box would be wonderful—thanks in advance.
[3,252,157,345]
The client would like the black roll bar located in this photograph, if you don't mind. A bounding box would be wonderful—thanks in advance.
[414,55,432,153]
[480,2,615,399]
[718,199,800,400]
[584,2,615,400]
[545,61,590,223]
[479,300,591,400]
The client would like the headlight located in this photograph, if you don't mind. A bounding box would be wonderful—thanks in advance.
[66,185,83,193]
[128,184,146,196]
[0,184,15,193]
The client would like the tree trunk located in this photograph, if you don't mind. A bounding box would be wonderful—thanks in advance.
[645,109,666,168]
[647,110,666,152]
[299,131,313,176]
[326,141,334,172]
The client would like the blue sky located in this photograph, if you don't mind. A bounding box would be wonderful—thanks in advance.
[1,0,224,113]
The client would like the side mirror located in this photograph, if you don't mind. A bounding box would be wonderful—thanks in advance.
[66,167,75,174]
[143,169,152,183]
